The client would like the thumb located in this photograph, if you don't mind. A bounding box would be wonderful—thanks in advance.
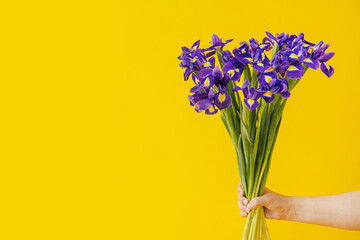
[247,195,270,211]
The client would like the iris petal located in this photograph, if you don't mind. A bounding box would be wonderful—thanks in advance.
[205,104,218,115]
[280,91,291,98]
[320,62,335,77]
[197,68,212,81]
[202,76,214,89]
[195,99,213,113]
[317,52,335,62]
[215,92,232,110]
[302,58,319,69]
[262,91,275,103]
[286,63,304,79]
[223,62,241,81]
[244,98,259,111]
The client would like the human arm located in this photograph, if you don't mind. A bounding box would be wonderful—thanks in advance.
[237,183,360,230]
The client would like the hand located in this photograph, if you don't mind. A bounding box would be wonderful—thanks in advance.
[238,183,360,230]
[237,183,292,220]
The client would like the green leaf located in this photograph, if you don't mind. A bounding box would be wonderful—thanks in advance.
[252,100,287,198]
[243,64,251,81]
[270,42,279,60]
[238,111,253,145]
[216,48,224,69]
[252,101,266,163]
[251,68,258,88]
[259,117,282,195]
[236,137,248,196]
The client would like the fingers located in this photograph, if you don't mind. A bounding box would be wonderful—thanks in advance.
[238,197,248,211]
[240,211,248,217]
[247,195,270,211]
[237,183,248,217]
[237,183,244,197]
[239,199,248,217]
[237,184,273,217]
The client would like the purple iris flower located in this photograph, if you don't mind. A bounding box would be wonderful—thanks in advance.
[303,39,315,48]
[194,99,213,113]
[252,60,271,73]
[233,80,261,111]
[188,91,208,106]
[223,57,244,81]
[178,50,194,81]
[286,42,320,70]
[190,40,200,51]
[234,51,254,65]
[258,68,278,86]
[269,78,291,98]
[214,85,232,110]
[272,53,289,77]
[178,40,216,80]
[221,50,234,64]
[257,71,291,103]
[264,32,335,79]
[234,39,270,73]
[205,50,216,58]
[188,89,218,115]
[253,48,270,65]
[258,79,290,103]
[212,66,230,88]
[210,34,233,49]
[244,88,261,111]
[240,41,250,51]
[202,56,216,69]
[189,73,204,93]
[307,41,335,77]
[196,68,214,90]
[257,85,274,103]
[190,68,214,93]
[179,32,335,115]
[261,37,274,51]
[233,41,250,55]
[286,62,305,80]
[265,32,289,49]
[232,79,250,92]
[233,43,254,66]
[319,61,335,77]
[190,65,233,113]
[249,38,259,50]
[275,42,317,80]
[182,67,192,81]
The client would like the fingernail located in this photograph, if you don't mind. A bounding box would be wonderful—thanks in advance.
[247,203,252,209]
[246,207,250,213]
[243,199,248,205]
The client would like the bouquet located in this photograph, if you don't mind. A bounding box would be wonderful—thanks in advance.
[178,32,335,239]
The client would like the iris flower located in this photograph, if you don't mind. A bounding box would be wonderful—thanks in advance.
[223,58,245,81]
[215,85,232,110]
[210,34,233,50]
[233,80,261,111]
[308,41,335,77]
[179,32,334,114]
[188,89,218,115]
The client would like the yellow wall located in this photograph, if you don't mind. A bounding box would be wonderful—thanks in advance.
[1,0,360,239]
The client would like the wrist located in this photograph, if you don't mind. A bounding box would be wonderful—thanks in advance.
[279,195,297,221]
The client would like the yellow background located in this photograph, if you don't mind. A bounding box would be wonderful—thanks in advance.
[0,0,359,239]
